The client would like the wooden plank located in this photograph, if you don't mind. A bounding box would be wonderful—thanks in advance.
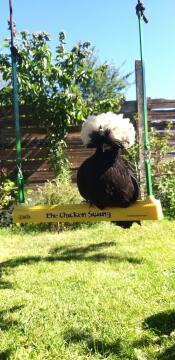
[70,161,87,169]
[151,131,175,139]
[120,100,137,114]
[0,127,47,136]
[149,122,175,131]
[135,60,146,197]
[151,151,175,158]
[0,107,13,117]
[67,159,92,166]
[168,141,175,146]
[25,171,55,183]
[0,148,50,161]
[148,98,175,110]
[0,130,48,150]
[66,148,94,155]
[66,140,83,146]
[66,133,81,141]
[66,144,85,150]
[0,118,46,128]
[0,105,40,119]
[149,113,175,120]
[150,118,175,123]
[1,160,51,172]
[0,159,55,186]
[67,126,81,133]
[0,140,49,150]
[2,171,55,184]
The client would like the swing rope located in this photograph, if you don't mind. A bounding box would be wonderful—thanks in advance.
[136,0,153,197]
[9,0,25,203]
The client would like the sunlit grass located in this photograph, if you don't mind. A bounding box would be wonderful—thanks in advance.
[0,220,175,359]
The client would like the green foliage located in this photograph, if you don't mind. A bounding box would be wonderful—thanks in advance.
[123,121,175,217]
[0,170,17,227]
[123,143,140,179]
[154,175,175,218]
[0,30,127,174]
[149,123,175,218]
[79,55,130,105]
[34,175,82,207]
[24,169,83,232]
[0,170,17,210]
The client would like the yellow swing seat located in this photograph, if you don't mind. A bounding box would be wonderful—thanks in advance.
[12,195,163,224]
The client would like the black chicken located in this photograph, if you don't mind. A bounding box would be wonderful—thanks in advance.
[77,112,140,228]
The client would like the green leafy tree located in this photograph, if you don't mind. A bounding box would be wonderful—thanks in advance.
[79,54,130,107]
[0,30,129,173]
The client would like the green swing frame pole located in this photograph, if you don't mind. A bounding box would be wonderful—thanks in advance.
[9,0,25,203]
[136,1,153,196]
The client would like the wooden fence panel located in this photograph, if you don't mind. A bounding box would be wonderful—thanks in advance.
[0,99,175,187]
[147,98,175,155]
[0,106,51,187]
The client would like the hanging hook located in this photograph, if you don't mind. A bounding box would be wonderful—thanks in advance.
[136,0,148,23]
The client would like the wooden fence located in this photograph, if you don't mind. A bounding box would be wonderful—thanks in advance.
[148,98,175,160]
[0,98,175,188]
[0,106,53,186]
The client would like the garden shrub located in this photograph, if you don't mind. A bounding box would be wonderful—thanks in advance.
[123,120,175,219]
[0,169,17,227]
[23,169,85,232]
[0,30,126,177]
[154,175,175,219]
[150,123,175,218]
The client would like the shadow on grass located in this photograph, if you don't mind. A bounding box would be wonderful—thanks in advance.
[158,344,175,360]
[49,241,115,256]
[0,256,42,270]
[63,327,122,357]
[0,279,13,290]
[48,241,144,264]
[144,310,175,360]
[0,256,42,290]
[0,349,11,360]
[0,305,24,332]
[0,242,144,275]
[0,241,144,291]
[133,310,175,360]
[144,310,175,336]
[0,267,13,290]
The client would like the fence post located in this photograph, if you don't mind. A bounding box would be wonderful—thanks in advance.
[135,60,146,198]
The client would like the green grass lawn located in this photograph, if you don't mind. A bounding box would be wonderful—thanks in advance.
[0,220,175,360]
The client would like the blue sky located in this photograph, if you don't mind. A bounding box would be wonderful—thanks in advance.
[0,0,174,100]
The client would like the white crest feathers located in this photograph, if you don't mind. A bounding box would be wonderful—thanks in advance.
[81,112,136,149]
